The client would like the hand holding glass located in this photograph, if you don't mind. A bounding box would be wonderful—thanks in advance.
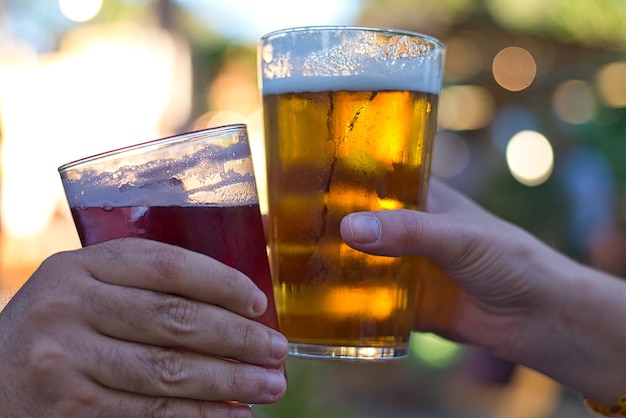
[59,124,279,330]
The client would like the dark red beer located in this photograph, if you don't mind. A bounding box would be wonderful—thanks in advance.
[71,203,279,329]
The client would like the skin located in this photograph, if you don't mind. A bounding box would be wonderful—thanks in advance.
[0,238,288,418]
[341,179,626,406]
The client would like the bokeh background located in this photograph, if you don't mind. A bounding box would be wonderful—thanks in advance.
[1,1,625,417]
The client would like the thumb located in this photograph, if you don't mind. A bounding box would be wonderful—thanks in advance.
[340,208,472,267]
[340,179,509,275]
[340,199,543,306]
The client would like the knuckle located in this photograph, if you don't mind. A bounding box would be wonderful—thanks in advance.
[400,209,423,234]
[149,349,190,387]
[239,322,260,353]
[92,239,128,264]
[147,244,189,281]
[28,341,100,416]
[395,209,424,251]
[156,295,197,337]
[197,402,228,418]
[40,250,75,269]
[56,388,99,418]
[148,398,178,418]
[228,321,262,357]
[223,365,246,395]
[29,339,71,378]
[34,251,81,290]
[453,226,485,266]
[193,359,245,401]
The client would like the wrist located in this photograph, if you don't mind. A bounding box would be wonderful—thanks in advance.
[506,254,626,404]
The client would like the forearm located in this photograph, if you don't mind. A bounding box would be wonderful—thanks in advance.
[499,248,626,404]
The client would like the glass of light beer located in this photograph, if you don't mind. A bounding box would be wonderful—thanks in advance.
[58,124,279,330]
[259,26,445,359]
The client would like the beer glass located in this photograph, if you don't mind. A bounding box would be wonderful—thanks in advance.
[58,124,279,329]
[259,26,445,359]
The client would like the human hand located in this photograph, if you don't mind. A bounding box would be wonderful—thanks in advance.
[0,238,288,418]
[341,179,553,342]
[340,179,626,404]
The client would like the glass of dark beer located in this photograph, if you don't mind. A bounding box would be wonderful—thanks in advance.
[259,26,447,359]
[58,124,279,330]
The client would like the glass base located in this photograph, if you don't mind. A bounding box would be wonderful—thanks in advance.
[288,343,408,361]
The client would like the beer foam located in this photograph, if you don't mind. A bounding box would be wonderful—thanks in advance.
[62,140,259,208]
[260,28,444,95]
[262,74,441,96]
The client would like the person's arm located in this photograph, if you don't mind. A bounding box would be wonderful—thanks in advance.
[0,238,288,418]
[340,179,626,408]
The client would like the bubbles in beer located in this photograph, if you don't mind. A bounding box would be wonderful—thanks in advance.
[63,140,258,208]
[137,177,184,191]
[261,29,444,95]
[302,32,430,77]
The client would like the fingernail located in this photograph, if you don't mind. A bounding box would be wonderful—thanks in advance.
[251,290,268,316]
[271,333,289,361]
[349,214,381,244]
[265,370,286,396]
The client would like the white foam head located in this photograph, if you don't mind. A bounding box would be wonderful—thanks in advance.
[260,27,445,95]
[60,126,258,208]
[262,74,441,95]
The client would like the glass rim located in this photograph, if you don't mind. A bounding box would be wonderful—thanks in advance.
[259,25,445,50]
[58,123,248,174]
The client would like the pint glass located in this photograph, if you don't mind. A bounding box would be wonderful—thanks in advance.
[58,124,279,330]
[259,26,445,359]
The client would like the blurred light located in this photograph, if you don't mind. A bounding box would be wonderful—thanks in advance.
[552,80,596,125]
[596,61,626,108]
[207,59,259,114]
[192,110,247,131]
[492,47,537,92]
[438,85,495,131]
[355,347,380,359]
[489,0,626,48]
[432,131,470,178]
[444,36,484,82]
[0,23,191,238]
[491,105,538,154]
[410,332,462,368]
[175,0,361,42]
[523,40,555,77]
[0,64,59,237]
[59,0,103,22]
[6,19,59,53]
[485,0,547,31]
[506,130,553,187]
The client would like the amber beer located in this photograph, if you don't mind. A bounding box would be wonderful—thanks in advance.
[260,27,446,360]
